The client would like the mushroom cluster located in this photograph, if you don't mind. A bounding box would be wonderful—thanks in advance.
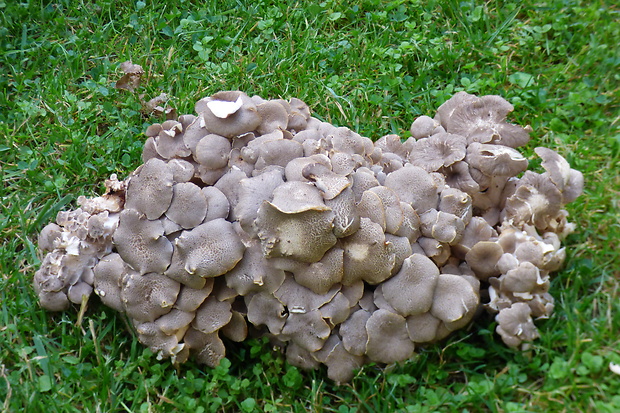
[33,91,583,382]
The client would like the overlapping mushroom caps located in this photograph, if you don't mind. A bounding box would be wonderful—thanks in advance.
[33,90,583,383]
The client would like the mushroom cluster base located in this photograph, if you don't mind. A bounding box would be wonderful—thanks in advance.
[34,91,583,383]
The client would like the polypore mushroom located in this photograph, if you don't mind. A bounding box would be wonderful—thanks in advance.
[33,90,584,383]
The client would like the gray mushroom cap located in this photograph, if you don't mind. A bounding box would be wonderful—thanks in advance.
[194,134,232,169]
[274,247,344,295]
[444,94,532,148]
[302,162,351,200]
[246,292,287,335]
[409,133,467,172]
[225,240,285,296]
[381,253,440,317]
[195,91,261,137]
[314,334,366,384]
[410,115,440,139]
[165,182,208,229]
[340,308,372,356]
[125,158,174,220]
[325,187,360,238]
[255,182,336,263]
[384,165,439,214]
[465,241,503,280]
[172,218,245,279]
[406,312,442,343]
[466,142,528,177]
[183,328,226,368]
[174,281,214,312]
[342,218,397,285]
[192,296,232,334]
[93,253,127,312]
[234,168,284,234]
[430,273,479,326]
[365,309,415,364]
[38,223,62,252]
[255,100,289,135]
[156,308,195,336]
[495,302,540,348]
[535,147,584,203]
[113,209,173,275]
[121,272,180,322]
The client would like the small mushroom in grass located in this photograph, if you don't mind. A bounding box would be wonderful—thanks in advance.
[33,90,583,383]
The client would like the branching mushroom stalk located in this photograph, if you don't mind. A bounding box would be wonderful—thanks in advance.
[33,91,583,383]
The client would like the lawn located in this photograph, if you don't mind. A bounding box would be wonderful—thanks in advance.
[1,0,619,411]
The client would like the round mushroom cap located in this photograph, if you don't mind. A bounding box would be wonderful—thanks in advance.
[192,296,233,334]
[340,308,372,356]
[255,100,289,135]
[495,302,540,347]
[410,115,439,139]
[284,247,344,295]
[409,133,467,172]
[406,312,442,343]
[246,292,287,335]
[38,223,62,252]
[365,309,415,364]
[342,218,397,285]
[165,182,208,229]
[113,209,173,275]
[465,241,503,280]
[125,158,174,220]
[93,253,127,312]
[195,91,261,137]
[381,253,440,317]
[430,273,479,325]
[194,134,232,169]
[121,272,180,322]
[173,218,245,279]
[384,165,439,214]
[225,241,286,295]
[255,183,336,263]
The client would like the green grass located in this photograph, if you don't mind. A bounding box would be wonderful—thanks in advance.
[1,0,619,411]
